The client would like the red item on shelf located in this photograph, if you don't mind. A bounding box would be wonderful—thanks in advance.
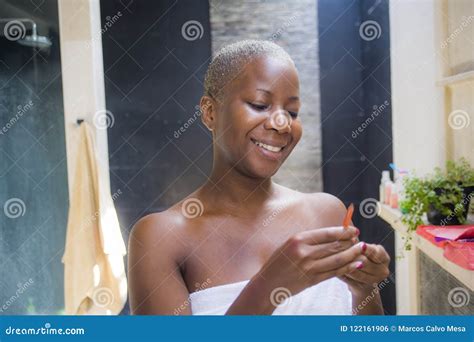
[416,225,474,270]
[444,240,474,270]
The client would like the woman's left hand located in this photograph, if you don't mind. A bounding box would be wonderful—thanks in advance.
[340,243,391,293]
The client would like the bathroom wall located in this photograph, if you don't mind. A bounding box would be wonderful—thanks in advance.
[318,0,396,314]
[100,0,212,314]
[0,0,68,314]
[209,0,323,192]
[100,0,212,228]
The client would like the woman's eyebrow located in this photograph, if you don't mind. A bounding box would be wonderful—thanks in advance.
[256,88,272,95]
[256,88,300,101]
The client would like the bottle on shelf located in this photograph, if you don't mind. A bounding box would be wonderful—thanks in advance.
[379,170,391,204]
[390,182,398,209]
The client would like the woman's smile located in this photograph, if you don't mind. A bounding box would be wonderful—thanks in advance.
[250,137,287,161]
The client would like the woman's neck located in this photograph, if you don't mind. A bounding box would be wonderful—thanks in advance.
[200,163,277,213]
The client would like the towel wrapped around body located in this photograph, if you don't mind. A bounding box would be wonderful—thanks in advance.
[189,277,352,315]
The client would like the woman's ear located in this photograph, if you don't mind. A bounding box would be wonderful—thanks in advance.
[200,96,216,131]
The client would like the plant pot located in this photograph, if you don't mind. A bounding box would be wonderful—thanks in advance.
[426,185,474,225]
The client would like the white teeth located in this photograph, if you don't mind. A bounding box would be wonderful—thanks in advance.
[253,140,282,152]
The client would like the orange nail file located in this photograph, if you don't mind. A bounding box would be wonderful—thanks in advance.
[343,203,354,229]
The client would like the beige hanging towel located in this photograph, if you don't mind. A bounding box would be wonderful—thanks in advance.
[62,122,127,315]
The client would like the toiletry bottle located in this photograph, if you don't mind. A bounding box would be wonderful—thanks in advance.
[390,182,398,209]
[384,180,393,205]
[379,170,390,203]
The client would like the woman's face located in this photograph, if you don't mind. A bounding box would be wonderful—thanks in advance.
[212,55,302,179]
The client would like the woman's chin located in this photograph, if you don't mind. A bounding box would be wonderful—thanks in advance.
[244,159,282,179]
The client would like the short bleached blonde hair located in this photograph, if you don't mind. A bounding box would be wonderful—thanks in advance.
[204,40,294,100]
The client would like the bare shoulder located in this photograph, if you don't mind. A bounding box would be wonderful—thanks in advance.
[276,184,348,227]
[304,192,348,226]
[128,205,195,314]
[304,192,347,211]
[129,206,189,262]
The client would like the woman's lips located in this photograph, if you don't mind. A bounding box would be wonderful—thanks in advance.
[251,138,286,160]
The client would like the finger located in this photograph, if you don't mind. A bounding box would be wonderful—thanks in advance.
[297,226,360,245]
[345,269,381,284]
[350,255,380,275]
[314,260,364,284]
[364,244,390,264]
[307,238,358,259]
[347,255,390,280]
[309,242,365,273]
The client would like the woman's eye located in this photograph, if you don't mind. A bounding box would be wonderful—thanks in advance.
[288,111,298,118]
[249,103,268,111]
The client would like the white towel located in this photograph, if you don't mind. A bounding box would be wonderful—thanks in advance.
[190,277,352,315]
[62,122,127,315]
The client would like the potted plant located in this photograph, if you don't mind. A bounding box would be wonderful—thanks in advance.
[399,158,474,250]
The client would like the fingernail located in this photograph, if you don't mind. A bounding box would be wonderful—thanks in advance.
[355,228,360,236]
[361,242,367,254]
[356,262,364,269]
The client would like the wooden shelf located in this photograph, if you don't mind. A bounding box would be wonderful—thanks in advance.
[378,203,474,291]
[436,70,474,87]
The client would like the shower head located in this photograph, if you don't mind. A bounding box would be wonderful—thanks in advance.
[17,32,52,49]
[1,18,52,49]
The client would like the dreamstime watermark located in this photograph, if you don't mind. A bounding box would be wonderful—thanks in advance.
[269,287,292,308]
[174,105,203,139]
[92,287,115,308]
[3,20,26,41]
[81,10,123,51]
[74,189,122,231]
[0,278,34,313]
[440,15,474,49]
[111,189,122,201]
[5,322,85,336]
[352,100,390,139]
[174,277,212,315]
[0,100,34,136]
[447,287,470,308]
[101,11,123,35]
[359,198,381,219]
[440,192,473,226]
[448,109,470,130]
[181,20,204,41]
[3,197,26,219]
[262,200,290,227]
[359,20,381,41]
[181,198,204,218]
[352,278,390,314]
[93,109,115,130]
[268,13,300,41]
[270,110,292,130]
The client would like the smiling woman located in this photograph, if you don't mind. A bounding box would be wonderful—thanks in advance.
[128,40,390,315]
[201,40,302,178]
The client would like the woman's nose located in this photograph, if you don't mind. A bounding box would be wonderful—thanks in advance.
[265,109,292,134]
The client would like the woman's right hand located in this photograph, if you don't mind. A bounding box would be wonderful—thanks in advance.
[253,226,365,306]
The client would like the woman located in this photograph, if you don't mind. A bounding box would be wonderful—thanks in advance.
[128,40,390,315]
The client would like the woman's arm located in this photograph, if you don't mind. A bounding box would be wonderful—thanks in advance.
[225,273,277,315]
[348,281,384,315]
[128,214,192,315]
